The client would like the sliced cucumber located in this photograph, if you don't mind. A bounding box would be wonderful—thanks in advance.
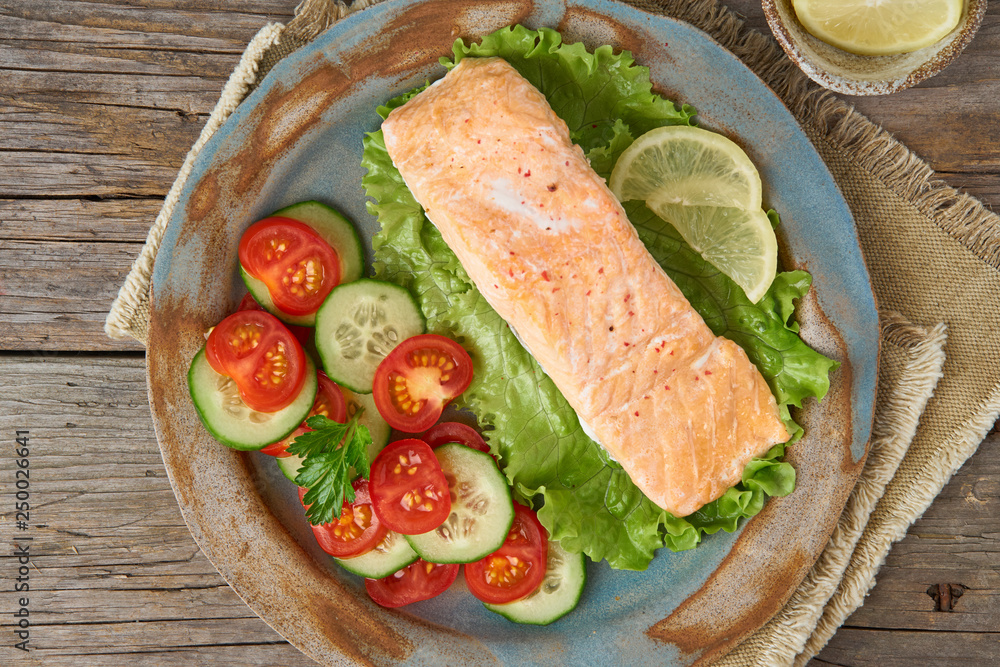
[241,200,364,327]
[274,201,364,283]
[484,540,586,625]
[240,267,316,327]
[342,387,391,464]
[315,279,425,393]
[405,444,514,564]
[276,452,306,482]
[335,529,418,579]
[188,349,318,451]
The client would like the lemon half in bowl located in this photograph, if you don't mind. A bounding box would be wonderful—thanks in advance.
[791,0,963,56]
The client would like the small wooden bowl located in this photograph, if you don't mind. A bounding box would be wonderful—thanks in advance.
[762,0,987,95]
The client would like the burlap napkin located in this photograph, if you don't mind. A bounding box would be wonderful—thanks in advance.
[105,0,1000,664]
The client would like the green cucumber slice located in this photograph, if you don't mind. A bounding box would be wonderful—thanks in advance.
[315,279,425,393]
[405,444,514,564]
[484,540,586,625]
[240,267,316,327]
[188,349,317,451]
[275,453,306,482]
[335,530,418,579]
[273,201,364,283]
[241,200,364,327]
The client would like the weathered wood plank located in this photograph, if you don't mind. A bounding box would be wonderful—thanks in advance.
[1,59,239,112]
[0,2,297,205]
[1,95,214,163]
[18,644,314,667]
[0,41,242,79]
[0,0,297,40]
[0,355,302,664]
[931,172,1000,210]
[0,198,164,243]
[849,76,1000,174]
[831,436,1000,634]
[27,619,307,655]
[0,240,145,350]
[0,150,187,198]
[814,629,1000,666]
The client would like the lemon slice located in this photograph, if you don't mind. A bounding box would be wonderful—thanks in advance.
[647,203,777,303]
[609,125,777,303]
[608,125,762,210]
[791,0,963,56]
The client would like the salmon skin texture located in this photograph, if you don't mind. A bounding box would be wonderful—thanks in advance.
[382,57,789,517]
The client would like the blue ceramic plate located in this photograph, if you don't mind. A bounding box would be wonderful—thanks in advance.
[146,1,879,665]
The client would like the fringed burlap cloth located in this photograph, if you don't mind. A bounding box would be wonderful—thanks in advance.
[105,0,1000,664]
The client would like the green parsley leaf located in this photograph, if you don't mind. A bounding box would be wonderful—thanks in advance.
[287,413,373,525]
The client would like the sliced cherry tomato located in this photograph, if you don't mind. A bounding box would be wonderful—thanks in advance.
[204,310,306,413]
[421,421,490,454]
[261,371,347,457]
[238,216,340,316]
[237,292,314,348]
[237,292,264,312]
[372,334,474,433]
[298,479,386,558]
[369,438,451,535]
[465,503,548,604]
[365,559,459,608]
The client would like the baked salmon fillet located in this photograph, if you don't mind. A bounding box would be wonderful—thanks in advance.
[382,57,789,517]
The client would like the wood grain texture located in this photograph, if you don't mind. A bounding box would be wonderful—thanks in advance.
[0,240,146,351]
[814,629,1000,667]
[0,198,164,242]
[1,0,998,665]
[0,356,313,666]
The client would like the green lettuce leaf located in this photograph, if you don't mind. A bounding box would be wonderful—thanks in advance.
[362,26,835,570]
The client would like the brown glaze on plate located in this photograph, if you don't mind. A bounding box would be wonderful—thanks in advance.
[146,0,879,664]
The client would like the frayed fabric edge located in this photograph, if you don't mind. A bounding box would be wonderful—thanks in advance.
[717,312,947,667]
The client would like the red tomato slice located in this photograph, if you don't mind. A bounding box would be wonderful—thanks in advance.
[238,216,340,316]
[237,292,313,348]
[260,371,347,457]
[204,310,307,413]
[369,439,451,535]
[421,421,490,454]
[237,292,265,313]
[465,503,548,604]
[298,479,386,558]
[365,559,459,608]
[372,334,474,433]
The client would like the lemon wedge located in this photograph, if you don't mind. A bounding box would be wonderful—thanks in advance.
[645,203,777,303]
[791,0,963,56]
[609,125,777,304]
[608,125,762,209]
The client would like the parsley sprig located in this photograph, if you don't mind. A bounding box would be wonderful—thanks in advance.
[287,412,372,526]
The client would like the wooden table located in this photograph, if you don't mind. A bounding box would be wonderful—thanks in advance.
[2,1,997,664]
